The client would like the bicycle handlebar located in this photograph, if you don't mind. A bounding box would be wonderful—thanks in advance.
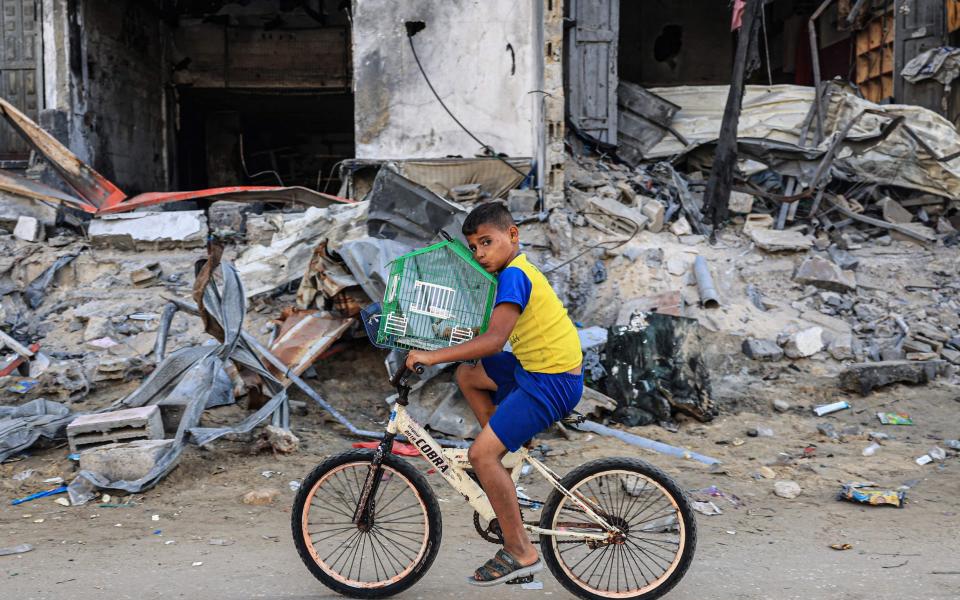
[390,362,425,387]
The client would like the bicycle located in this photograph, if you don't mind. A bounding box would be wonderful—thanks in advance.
[291,361,698,599]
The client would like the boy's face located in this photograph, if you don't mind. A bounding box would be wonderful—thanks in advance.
[465,223,519,273]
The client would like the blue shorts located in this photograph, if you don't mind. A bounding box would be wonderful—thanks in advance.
[481,352,583,452]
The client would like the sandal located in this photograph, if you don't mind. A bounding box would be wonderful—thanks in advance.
[467,548,543,587]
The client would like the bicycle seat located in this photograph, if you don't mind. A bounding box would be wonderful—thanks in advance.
[560,411,586,426]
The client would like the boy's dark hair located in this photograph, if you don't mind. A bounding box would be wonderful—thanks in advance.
[462,201,514,236]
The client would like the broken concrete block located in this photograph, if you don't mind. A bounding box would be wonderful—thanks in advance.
[903,338,935,354]
[828,334,855,361]
[89,211,208,251]
[743,213,774,232]
[13,216,44,242]
[639,199,665,233]
[878,197,912,224]
[773,480,802,499]
[839,360,941,395]
[507,189,538,213]
[586,196,648,235]
[83,316,112,342]
[913,323,949,343]
[669,216,692,236]
[827,246,859,271]
[130,263,163,287]
[749,228,814,252]
[615,181,636,205]
[782,327,824,358]
[728,192,754,214]
[941,348,960,365]
[742,338,784,362]
[66,405,164,452]
[208,201,250,235]
[794,256,856,292]
[242,488,281,506]
[78,439,174,482]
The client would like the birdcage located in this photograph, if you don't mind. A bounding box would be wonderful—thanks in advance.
[376,239,497,352]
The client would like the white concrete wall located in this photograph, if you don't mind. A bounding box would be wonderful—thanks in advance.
[353,0,536,160]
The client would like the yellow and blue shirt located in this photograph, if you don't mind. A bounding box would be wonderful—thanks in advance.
[481,253,583,451]
[495,253,582,374]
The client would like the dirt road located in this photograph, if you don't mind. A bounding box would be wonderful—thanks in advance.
[3,383,960,600]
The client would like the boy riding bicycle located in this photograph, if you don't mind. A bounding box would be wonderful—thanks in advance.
[405,202,583,586]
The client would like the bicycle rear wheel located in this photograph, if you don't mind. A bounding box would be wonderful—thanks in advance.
[292,449,442,598]
[539,457,697,600]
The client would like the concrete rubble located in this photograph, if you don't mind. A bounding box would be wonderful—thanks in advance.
[0,4,957,522]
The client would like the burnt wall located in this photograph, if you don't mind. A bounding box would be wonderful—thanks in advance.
[81,0,167,193]
[619,0,734,87]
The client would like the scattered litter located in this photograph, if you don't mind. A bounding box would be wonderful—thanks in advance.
[691,485,742,508]
[928,447,947,462]
[878,412,913,425]
[814,401,850,417]
[12,469,36,481]
[43,477,64,485]
[830,543,853,551]
[757,467,776,479]
[208,538,235,546]
[288,481,301,492]
[839,483,905,508]
[165,540,176,545]
[862,443,881,457]
[151,514,160,521]
[7,379,39,394]
[915,455,933,466]
[260,470,281,479]
[11,486,68,505]
[0,544,33,556]
[946,440,960,450]
[521,580,544,590]
[32,518,44,523]
[192,561,203,567]
[85,337,119,349]
[691,501,723,516]
[54,497,70,507]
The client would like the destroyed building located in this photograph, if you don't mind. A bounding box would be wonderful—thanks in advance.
[0,0,958,497]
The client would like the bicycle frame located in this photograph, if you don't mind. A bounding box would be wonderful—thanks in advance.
[363,401,618,542]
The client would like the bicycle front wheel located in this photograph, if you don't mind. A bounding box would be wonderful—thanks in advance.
[540,457,697,600]
[292,449,442,598]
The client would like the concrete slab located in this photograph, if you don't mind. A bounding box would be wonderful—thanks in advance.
[79,439,175,482]
[88,211,207,250]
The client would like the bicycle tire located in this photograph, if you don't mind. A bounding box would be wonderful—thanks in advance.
[539,457,697,600]
[292,449,443,598]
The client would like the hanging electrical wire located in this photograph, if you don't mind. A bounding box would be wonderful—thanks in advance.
[405,24,529,179]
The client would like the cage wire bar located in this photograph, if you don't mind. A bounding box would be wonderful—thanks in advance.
[377,240,497,352]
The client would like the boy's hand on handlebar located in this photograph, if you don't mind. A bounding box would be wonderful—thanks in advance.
[405,350,433,371]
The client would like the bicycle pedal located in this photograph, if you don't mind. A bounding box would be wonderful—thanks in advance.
[506,575,534,585]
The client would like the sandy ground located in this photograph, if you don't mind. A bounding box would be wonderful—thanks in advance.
[3,373,959,600]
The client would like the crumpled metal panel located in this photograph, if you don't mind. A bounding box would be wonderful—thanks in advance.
[0,98,124,209]
[0,399,73,462]
[644,84,960,198]
[267,311,353,383]
[73,261,290,493]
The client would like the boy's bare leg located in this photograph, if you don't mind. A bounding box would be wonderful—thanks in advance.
[468,426,539,570]
[455,362,498,427]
